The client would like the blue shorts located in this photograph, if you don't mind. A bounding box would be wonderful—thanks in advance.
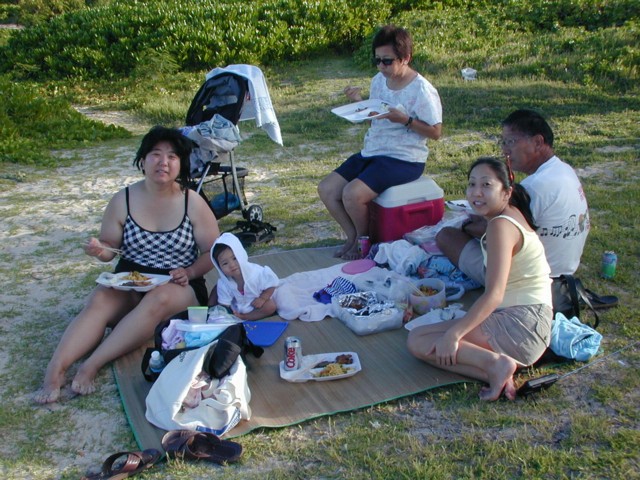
[335,152,424,194]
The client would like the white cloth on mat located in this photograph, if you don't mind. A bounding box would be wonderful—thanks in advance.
[374,240,428,276]
[274,264,346,321]
[206,64,283,145]
[274,262,412,322]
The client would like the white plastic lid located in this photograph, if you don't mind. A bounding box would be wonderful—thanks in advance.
[151,351,161,360]
[373,176,444,208]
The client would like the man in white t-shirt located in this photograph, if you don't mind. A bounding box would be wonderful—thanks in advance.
[436,109,590,312]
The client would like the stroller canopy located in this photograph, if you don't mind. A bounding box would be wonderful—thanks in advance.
[186,72,249,126]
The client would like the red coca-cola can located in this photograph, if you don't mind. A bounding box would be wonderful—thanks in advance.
[283,336,302,371]
[358,236,371,257]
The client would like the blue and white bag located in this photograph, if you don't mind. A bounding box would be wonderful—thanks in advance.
[550,313,603,361]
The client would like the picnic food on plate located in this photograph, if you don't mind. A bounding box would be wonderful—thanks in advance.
[335,353,353,364]
[314,353,354,369]
[314,363,351,378]
[122,271,152,286]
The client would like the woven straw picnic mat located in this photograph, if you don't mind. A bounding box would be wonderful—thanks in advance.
[113,247,473,452]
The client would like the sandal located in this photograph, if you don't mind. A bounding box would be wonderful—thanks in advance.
[81,449,161,479]
[583,288,619,310]
[161,429,242,465]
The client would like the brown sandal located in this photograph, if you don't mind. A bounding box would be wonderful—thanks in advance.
[81,449,161,479]
[162,430,242,464]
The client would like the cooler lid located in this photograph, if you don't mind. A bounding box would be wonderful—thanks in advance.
[374,176,444,208]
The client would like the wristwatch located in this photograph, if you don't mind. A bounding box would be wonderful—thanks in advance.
[404,116,414,128]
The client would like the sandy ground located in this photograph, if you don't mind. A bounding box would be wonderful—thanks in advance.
[0,135,152,477]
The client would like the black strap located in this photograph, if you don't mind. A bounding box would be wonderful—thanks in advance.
[560,274,600,330]
[574,277,600,330]
[560,275,581,319]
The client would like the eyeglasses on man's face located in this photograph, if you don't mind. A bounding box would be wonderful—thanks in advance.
[499,136,529,148]
[373,57,397,66]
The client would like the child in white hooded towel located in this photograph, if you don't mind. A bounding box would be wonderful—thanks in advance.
[209,232,279,320]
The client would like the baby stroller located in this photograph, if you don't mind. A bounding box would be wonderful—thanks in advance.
[183,67,277,246]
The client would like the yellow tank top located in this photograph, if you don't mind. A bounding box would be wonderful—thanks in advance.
[481,215,552,308]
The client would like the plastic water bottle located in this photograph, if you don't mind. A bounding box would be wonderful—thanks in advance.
[149,350,165,373]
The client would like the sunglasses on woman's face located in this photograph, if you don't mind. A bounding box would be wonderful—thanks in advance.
[373,57,397,66]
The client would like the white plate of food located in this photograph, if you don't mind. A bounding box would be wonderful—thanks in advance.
[96,271,172,292]
[404,307,465,331]
[279,352,361,383]
[331,99,391,123]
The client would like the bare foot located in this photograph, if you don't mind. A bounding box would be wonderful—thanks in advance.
[478,354,517,401]
[333,240,356,258]
[71,366,97,396]
[34,370,65,404]
[340,245,362,261]
[33,386,61,404]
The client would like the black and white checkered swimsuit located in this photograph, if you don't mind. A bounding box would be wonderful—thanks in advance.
[121,187,198,270]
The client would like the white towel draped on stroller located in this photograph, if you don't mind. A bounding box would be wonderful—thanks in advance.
[181,114,241,177]
[206,64,283,146]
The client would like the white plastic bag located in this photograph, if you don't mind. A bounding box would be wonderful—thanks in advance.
[145,342,251,437]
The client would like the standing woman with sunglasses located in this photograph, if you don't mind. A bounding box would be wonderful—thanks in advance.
[318,24,442,260]
[407,157,553,401]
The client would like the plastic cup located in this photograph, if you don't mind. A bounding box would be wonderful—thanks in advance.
[409,279,447,315]
[188,306,209,324]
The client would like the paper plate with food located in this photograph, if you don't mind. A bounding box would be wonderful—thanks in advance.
[331,99,391,123]
[96,271,172,292]
[279,352,362,383]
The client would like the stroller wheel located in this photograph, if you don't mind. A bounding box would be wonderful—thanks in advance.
[244,204,263,222]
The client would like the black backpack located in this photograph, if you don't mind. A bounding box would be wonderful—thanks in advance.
[553,275,599,329]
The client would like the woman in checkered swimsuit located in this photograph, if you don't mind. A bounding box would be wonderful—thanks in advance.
[35,126,220,404]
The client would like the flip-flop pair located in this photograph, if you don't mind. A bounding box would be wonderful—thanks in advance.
[162,429,242,465]
[81,449,161,479]
[583,288,619,310]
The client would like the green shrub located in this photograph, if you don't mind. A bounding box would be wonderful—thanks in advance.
[0,0,391,80]
[4,0,113,26]
[0,75,130,165]
[0,3,20,24]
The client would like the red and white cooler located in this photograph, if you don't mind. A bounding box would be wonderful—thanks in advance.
[369,176,445,243]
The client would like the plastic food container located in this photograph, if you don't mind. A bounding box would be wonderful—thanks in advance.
[409,279,446,315]
[331,293,403,336]
[188,306,209,324]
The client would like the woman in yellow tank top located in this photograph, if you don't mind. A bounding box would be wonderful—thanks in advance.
[407,157,552,401]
